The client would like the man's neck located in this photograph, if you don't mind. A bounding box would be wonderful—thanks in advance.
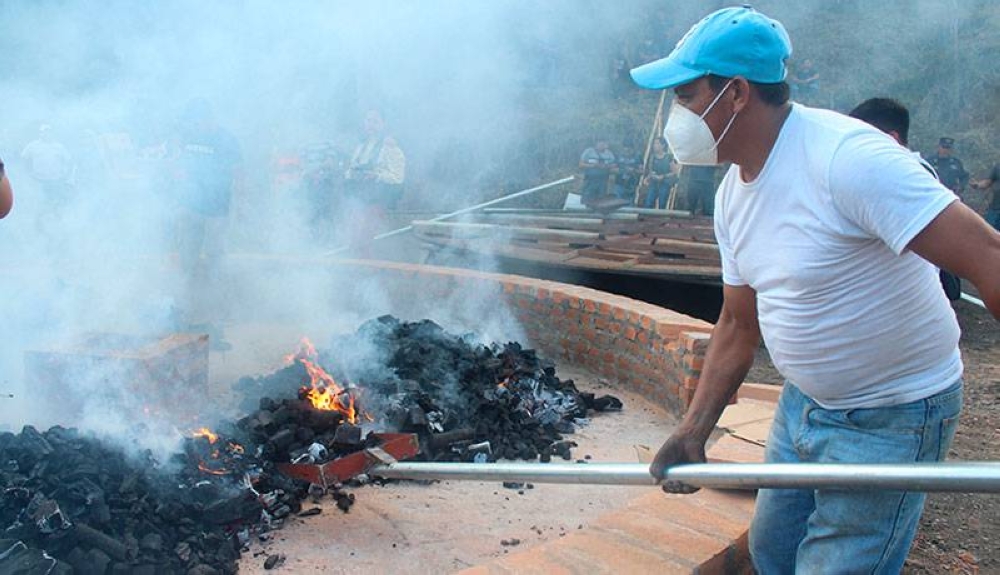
[734,103,793,182]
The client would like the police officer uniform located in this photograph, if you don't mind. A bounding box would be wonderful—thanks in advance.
[927,137,968,193]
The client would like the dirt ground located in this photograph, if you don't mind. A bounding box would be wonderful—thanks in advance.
[748,299,999,574]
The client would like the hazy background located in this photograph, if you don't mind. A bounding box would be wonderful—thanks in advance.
[2,1,997,447]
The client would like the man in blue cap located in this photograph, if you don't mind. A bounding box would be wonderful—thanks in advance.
[631,6,1000,573]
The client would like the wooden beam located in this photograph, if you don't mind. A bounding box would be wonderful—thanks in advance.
[412,220,602,243]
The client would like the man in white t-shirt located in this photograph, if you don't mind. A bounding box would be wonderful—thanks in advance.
[630,6,1000,574]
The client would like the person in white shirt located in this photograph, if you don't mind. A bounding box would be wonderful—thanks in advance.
[344,109,405,210]
[630,6,1000,573]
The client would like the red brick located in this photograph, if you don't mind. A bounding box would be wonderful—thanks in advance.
[476,548,575,575]
[706,434,767,465]
[595,509,731,569]
[738,383,782,403]
[689,355,705,371]
[545,531,695,573]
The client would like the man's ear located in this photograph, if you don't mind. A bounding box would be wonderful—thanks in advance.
[731,76,751,113]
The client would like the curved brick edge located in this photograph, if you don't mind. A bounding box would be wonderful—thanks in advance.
[457,431,768,575]
[330,258,713,413]
[307,258,775,573]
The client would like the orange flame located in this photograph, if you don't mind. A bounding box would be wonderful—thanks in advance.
[192,427,218,443]
[286,338,359,424]
[284,337,318,365]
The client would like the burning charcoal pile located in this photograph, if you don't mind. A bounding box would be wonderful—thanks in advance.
[234,316,622,465]
[0,425,266,574]
[354,317,623,462]
[0,316,623,574]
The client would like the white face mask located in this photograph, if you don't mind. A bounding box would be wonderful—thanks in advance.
[663,80,738,166]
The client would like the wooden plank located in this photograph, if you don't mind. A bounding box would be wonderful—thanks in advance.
[412,220,601,243]
[471,214,606,231]
[650,238,721,259]
[619,207,693,218]
[483,208,641,221]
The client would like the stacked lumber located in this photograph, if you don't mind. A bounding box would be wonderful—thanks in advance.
[412,208,721,285]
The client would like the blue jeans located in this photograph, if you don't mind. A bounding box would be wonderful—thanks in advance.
[985,209,1000,232]
[749,380,962,575]
[613,182,637,201]
[643,180,670,209]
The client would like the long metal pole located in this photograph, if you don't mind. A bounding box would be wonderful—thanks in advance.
[369,461,1000,493]
[960,291,986,309]
[324,176,575,256]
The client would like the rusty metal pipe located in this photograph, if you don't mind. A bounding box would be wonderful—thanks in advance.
[369,461,1000,493]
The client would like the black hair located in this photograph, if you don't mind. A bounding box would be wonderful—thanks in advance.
[848,98,910,146]
[707,74,789,107]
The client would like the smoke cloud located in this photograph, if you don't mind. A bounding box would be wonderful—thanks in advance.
[2,0,989,458]
[0,1,653,454]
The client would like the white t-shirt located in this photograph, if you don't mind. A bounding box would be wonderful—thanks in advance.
[715,104,961,409]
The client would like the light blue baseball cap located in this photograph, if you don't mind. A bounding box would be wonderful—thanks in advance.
[631,5,792,90]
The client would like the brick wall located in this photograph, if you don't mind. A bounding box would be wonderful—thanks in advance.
[332,260,714,416]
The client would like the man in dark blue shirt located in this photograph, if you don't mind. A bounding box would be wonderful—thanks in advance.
[172,99,243,348]
[927,137,968,194]
[614,141,641,201]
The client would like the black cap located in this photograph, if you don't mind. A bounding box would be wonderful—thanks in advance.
[939,137,955,148]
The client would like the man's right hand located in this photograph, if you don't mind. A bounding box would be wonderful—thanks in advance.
[649,431,707,494]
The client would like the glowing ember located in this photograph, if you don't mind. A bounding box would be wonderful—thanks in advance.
[188,427,243,476]
[197,462,231,476]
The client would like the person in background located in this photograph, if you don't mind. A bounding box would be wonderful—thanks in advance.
[344,109,405,211]
[172,99,243,348]
[927,137,968,194]
[578,138,615,205]
[682,164,719,216]
[642,137,676,208]
[613,141,641,200]
[970,165,1000,231]
[0,156,12,219]
[611,47,633,99]
[630,6,1000,573]
[789,58,820,104]
[21,123,73,208]
[849,97,962,301]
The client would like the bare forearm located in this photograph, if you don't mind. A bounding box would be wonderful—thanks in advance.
[677,320,759,442]
[0,175,12,219]
[909,202,1000,320]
